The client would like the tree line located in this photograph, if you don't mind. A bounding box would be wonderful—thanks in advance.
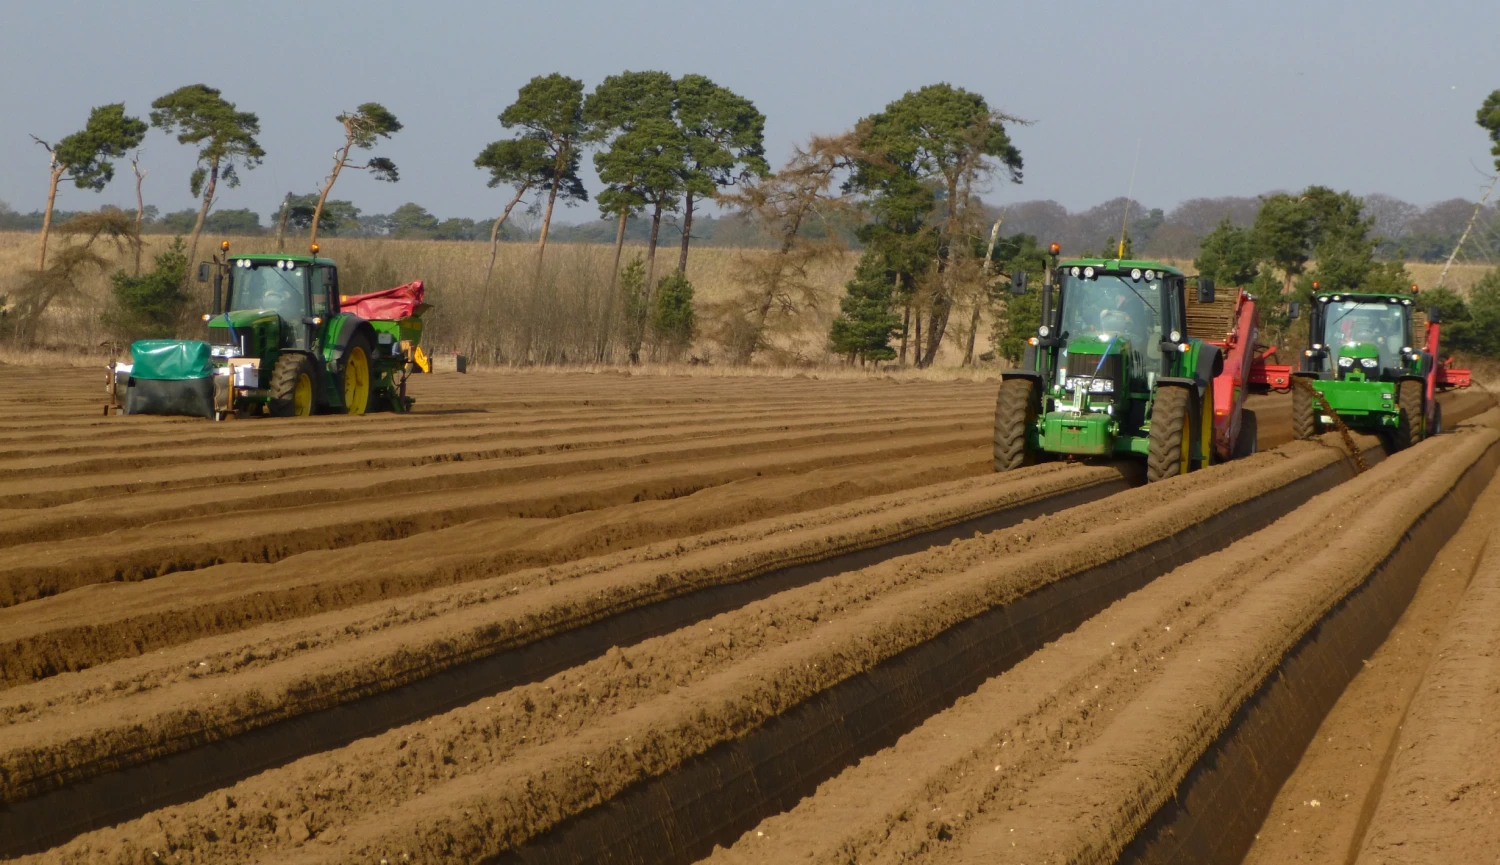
[15,80,1500,366]
[823,87,1500,367]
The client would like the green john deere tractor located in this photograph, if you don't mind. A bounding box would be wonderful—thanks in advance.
[110,243,426,419]
[1292,288,1462,451]
[993,248,1224,482]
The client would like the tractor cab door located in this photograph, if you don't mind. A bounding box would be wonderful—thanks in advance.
[308,267,335,350]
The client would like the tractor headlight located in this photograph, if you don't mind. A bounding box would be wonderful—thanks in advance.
[1359,357,1378,370]
[1337,356,1355,368]
[1083,266,1096,279]
[1038,325,1050,337]
[1131,268,1142,280]
[210,344,243,359]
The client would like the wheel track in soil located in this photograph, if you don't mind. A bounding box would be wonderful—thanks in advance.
[0,361,1482,857]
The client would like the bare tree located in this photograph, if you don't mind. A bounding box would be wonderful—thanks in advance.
[717,132,863,363]
[131,151,148,274]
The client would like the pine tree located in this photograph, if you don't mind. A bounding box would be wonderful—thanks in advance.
[828,251,901,363]
[650,271,697,361]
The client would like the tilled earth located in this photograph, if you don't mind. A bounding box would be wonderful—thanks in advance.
[0,363,1494,864]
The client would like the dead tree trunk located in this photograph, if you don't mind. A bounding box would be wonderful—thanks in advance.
[132,154,148,275]
[186,159,220,269]
[677,193,694,273]
[484,184,529,285]
[274,193,291,253]
[37,162,62,272]
[607,209,629,298]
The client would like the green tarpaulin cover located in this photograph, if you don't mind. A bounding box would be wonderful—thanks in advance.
[130,340,214,381]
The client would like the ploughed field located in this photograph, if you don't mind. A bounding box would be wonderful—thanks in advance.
[0,363,1495,864]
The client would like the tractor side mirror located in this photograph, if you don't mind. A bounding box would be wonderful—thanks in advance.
[1288,302,1300,320]
[196,263,210,283]
[1010,270,1028,295]
[1196,277,1215,304]
[1429,306,1442,325]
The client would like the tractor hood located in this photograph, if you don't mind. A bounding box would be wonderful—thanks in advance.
[210,309,284,329]
[1065,333,1130,355]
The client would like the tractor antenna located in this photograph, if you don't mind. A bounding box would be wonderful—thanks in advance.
[1118,138,1142,260]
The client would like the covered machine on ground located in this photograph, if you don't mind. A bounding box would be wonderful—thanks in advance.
[993,246,1290,482]
[108,243,431,419]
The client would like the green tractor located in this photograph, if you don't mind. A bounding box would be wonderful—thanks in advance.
[1292,288,1469,450]
[993,247,1233,482]
[110,242,428,419]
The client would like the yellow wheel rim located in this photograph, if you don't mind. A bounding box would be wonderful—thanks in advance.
[292,373,313,416]
[343,347,370,415]
[1200,383,1215,469]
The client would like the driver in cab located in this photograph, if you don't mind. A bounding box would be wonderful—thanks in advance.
[1097,288,1150,350]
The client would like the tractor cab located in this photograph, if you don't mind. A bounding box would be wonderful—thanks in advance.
[1302,292,1418,381]
[208,254,340,359]
[1050,261,1188,417]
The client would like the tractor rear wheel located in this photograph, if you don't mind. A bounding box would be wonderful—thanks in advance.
[1392,379,1425,450]
[1292,381,1318,440]
[1196,380,1216,469]
[268,353,317,418]
[341,333,374,415]
[992,378,1037,472]
[1233,409,1259,459]
[1147,385,1192,483]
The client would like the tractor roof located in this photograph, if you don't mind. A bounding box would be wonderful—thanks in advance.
[1315,290,1418,302]
[1058,258,1186,277]
[229,253,337,267]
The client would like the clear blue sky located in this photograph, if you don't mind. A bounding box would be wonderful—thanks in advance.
[2,0,1496,224]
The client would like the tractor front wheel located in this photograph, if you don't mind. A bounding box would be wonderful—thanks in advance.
[1292,381,1318,441]
[1147,385,1192,483]
[269,353,318,418]
[992,378,1037,472]
[1392,379,1425,450]
[341,333,374,415]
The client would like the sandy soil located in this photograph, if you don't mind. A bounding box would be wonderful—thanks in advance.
[1,362,1491,863]
[1353,481,1500,863]
[1243,469,1500,864]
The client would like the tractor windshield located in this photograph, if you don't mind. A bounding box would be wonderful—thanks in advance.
[1323,299,1406,371]
[1059,272,1165,366]
[229,263,308,325]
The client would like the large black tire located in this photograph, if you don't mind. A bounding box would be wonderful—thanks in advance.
[1147,385,1192,483]
[268,352,318,418]
[1392,379,1425,450]
[1292,381,1318,441]
[340,331,375,415]
[992,378,1037,472]
[1233,408,1259,459]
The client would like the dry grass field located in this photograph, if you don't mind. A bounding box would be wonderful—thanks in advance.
[0,230,1492,370]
